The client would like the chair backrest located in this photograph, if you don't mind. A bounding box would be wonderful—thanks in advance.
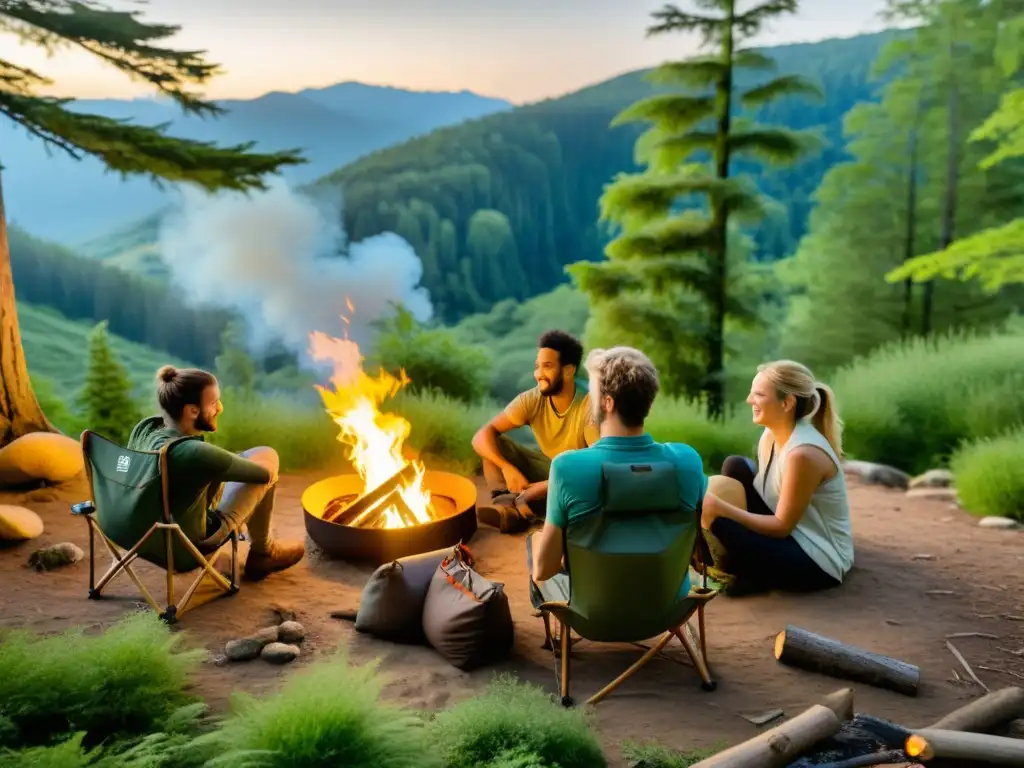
[81,430,204,572]
[564,461,698,642]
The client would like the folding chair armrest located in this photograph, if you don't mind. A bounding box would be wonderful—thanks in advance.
[70,500,96,516]
[687,586,719,603]
[537,600,570,616]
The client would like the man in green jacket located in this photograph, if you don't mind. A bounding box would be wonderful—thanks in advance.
[127,365,305,581]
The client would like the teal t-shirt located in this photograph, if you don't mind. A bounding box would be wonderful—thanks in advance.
[546,434,708,599]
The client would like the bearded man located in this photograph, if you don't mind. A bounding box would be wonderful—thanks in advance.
[471,330,599,534]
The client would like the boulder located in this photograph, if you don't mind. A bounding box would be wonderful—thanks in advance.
[0,505,44,541]
[843,460,910,490]
[0,432,84,488]
[909,468,954,489]
[261,642,299,664]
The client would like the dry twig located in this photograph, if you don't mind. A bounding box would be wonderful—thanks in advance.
[946,640,990,692]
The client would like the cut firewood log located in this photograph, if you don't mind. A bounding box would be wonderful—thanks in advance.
[905,728,1024,764]
[690,704,842,768]
[821,687,856,722]
[325,464,417,525]
[927,686,1024,732]
[774,626,920,697]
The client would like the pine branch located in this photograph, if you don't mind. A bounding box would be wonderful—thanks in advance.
[612,93,715,132]
[601,169,765,224]
[646,4,724,46]
[728,127,824,164]
[740,74,823,108]
[646,56,728,89]
[734,0,799,39]
[0,91,305,188]
[567,261,644,299]
[733,49,777,71]
[607,213,717,260]
[3,0,222,115]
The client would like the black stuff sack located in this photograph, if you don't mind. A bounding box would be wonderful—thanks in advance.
[354,542,474,644]
[422,549,514,671]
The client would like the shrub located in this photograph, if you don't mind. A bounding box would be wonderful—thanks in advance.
[832,328,1024,473]
[951,427,1024,521]
[390,391,497,474]
[77,321,143,444]
[0,612,204,749]
[31,375,84,437]
[646,397,759,473]
[620,740,720,768]
[197,651,433,768]
[429,674,606,768]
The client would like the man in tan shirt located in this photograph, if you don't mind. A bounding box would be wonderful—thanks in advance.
[471,330,599,533]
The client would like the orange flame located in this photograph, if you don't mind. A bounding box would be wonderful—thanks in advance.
[308,300,432,528]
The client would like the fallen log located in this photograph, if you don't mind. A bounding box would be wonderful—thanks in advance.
[690,704,842,768]
[1001,718,1024,738]
[821,688,856,722]
[927,686,1024,732]
[905,728,1024,764]
[774,626,920,697]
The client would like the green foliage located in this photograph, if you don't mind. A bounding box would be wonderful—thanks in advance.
[77,321,143,444]
[29,374,82,437]
[620,740,720,768]
[951,426,1024,521]
[831,325,1024,474]
[0,612,204,750]
[370,304,494,404]
[388,391,495,474]
[429,674,606,768]
[0,2,303,185]
[0,733,97,768]
[196,651,433,768]
[214,322,257,394]
[570,0,818,416]
[645,396,758,474]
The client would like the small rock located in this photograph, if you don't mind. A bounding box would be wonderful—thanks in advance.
[225,636,266,661]
[740,709,784,726]
[905,487,959,502]
[909,468,954,489]
[978,516,1019,530]
[843,460,910,490]
[278,620,305,644]
[261,642,299,664]
[911,554,935,561]
[211,654,230,667]
[254,625,280,644]
[27,542,84,571]
[270,603,297,623]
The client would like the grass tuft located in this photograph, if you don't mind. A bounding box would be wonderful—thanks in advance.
[620,740,721,768]
[951,426,1024,521]
[430,674,606,768]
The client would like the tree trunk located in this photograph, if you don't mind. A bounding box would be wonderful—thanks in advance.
[900,101,922,334]
[706,0,735,421]
[0,173,57,445]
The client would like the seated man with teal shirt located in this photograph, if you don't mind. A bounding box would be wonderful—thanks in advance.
[528,346,707,603]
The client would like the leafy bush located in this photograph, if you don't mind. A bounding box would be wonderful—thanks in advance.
[646,397,759,473]
[0,612,204,750]
[951,427,1024,521]
[197,651,433,768]
[832,328,1024,473]
[372,304,494,404]
[30,375,84,438]
[430,674,606,768]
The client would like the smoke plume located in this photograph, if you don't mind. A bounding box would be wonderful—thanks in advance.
[157,179,433,365]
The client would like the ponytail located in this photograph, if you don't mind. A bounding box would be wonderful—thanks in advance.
[812,382,843,459]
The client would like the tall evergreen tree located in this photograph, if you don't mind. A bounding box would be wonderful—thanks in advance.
[78,321,141,445]
[568,0,822,418]
[0,1,305,446]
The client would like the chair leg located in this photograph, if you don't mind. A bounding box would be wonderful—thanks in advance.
[85,516,98,599]
[559,619,573,707]
[674,625,716,691]
[585,630,675,706]
[697,603,709,669]
[541,611,555,651]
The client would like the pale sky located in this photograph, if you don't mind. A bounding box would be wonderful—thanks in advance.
[1,1,893,104]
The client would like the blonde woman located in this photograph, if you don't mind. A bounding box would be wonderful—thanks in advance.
[701,360,853,593]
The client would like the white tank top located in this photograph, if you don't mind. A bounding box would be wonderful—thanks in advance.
[754,421,854,582]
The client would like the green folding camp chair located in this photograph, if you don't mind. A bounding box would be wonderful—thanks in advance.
[70,429,240,623]
[533,460,719,706]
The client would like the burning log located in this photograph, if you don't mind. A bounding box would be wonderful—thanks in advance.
[927,686,1024,733]
[905,728,1024,763]
[774,626,920,697]
[690,704,842,768]
[323,464,417,525]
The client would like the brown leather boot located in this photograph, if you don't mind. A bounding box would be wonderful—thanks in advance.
[243,540,306,581]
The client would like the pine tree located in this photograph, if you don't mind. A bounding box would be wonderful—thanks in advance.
[0,1,306,446]
[568,0,821,418]
[78,321,141,445]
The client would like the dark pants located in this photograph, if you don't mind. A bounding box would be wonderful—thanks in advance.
[709,456,840,593]
[483,435,550,517]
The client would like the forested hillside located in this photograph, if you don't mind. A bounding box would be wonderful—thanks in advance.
[82,31,900,325]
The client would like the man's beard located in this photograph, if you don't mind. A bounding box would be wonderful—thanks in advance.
[195,413,217,432]
[539,371,565,397]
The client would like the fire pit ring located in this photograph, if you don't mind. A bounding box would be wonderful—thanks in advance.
[302,470,478,565]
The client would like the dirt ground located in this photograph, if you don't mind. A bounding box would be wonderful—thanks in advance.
[2,469,1023,765]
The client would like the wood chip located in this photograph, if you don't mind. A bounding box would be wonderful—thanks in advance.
[946,640,990,692]
[740,708,784,726]
[926,590,956,596]
[998,647,1024,657]
[945,632,999,640]
[885,619,903,626]
[911,553,936,560]
[1002,614,1024,621]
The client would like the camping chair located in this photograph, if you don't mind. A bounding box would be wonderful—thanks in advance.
[532,461,719,707]
[70,429,240,623]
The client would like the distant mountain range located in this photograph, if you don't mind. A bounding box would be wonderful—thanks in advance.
[0,82,511,243]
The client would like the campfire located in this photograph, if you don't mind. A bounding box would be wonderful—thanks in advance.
[300,303,477,563]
